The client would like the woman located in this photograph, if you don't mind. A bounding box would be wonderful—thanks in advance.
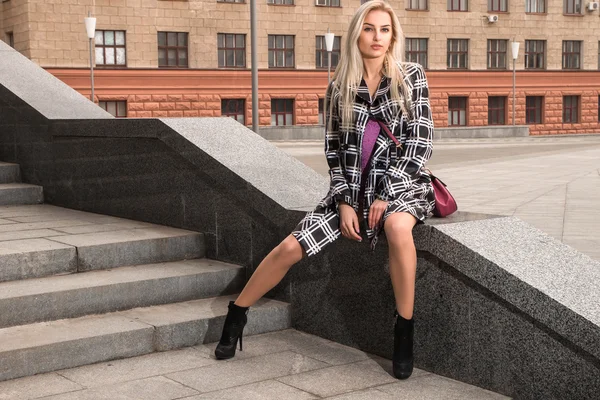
[214,0,435,380]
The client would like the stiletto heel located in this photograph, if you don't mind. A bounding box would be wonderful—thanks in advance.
[214,300,249,360]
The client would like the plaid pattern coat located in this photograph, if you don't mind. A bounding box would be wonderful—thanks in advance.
[292,62,435,257]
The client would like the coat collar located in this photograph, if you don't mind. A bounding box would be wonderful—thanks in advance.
[356,75,391,104]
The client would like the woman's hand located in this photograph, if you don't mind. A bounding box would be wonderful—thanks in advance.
[339,203,362,242]
[368,199,389,230]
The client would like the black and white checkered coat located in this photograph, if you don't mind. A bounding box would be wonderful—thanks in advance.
[292,62,435,257]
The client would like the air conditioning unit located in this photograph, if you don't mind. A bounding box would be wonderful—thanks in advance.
[588,1,599,11]
[487,15,499,23]
[315,0,327,5]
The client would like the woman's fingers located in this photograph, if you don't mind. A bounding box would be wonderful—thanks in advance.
[350,216,362,241]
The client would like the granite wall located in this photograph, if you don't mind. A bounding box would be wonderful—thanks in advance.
[1,40,599,399]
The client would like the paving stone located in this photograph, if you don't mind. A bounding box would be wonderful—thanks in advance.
[276,358,399,398]
[39,376,199,400]
[0,373,83,400]
[183,379,318,400]
[58,347,217,388]
[166,351,328,393]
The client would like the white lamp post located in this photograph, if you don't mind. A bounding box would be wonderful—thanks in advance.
[511,40,520,126]
[84,12,96,102]
[324,29,335,83]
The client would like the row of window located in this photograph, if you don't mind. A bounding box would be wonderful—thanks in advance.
[222,0,590,15]
[100,96,600,127]
[93,30,599,71]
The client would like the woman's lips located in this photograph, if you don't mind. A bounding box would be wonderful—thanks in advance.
[371,45,383,50]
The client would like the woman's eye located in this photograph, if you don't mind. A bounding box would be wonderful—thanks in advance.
[364,27,372,31]
[382,28,390,32]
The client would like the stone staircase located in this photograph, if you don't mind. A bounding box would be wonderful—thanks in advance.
[0,161,291,382]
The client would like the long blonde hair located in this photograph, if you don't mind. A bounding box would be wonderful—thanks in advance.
[327,0,412,131]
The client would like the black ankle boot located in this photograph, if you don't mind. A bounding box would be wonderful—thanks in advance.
[214,300,249,360]
[393,311,414,380]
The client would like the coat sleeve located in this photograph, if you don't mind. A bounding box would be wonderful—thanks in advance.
[324,82,353,206]
[376,63,434,202]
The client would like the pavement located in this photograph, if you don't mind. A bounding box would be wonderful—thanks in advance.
[0,329,508,400]
[275,135,600,261]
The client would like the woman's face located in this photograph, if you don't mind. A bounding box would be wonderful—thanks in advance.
[358,9,393,62]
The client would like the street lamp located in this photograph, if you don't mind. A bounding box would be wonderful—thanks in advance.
[324,29,335,83]
[84,12,96,102]
[511,39,520,126]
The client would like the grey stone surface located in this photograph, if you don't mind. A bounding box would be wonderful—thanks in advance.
[0,259,245,328]
[58,348,216,388]
[0,373,84,400]
[0,183,43,205]
[0,162,20,184]
[276,358,398,398]
[160,117,329,211]
[185,379,318,400]
[165,351,328,393]
[0,314,154,382]
[48,227,205,271]
[0,41,111,120]
[39,376,199,400]
[118,295,291,351]
[0,238,77,282]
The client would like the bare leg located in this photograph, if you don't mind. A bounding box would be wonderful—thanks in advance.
[234,234,305,307]
[384,212,418,320]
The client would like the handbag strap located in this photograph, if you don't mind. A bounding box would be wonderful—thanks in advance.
[375,120,402,149]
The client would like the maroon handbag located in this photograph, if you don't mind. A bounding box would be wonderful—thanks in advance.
[427,170,458,217]
[376,120,458,218]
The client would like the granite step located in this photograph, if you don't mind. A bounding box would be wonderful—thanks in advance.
[0,162,20,184]
[0,296,291,382]
[0,227,205,283]
[0,259,245,329]
[0,183,43,206]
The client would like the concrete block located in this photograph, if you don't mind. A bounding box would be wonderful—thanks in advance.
[0,238,77,282]
[0,315,154,382]
[48,227,205,270]
[0,259,245,328]
[0,183,43,206]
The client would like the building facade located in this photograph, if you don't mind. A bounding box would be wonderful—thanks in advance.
[2,0,600,134]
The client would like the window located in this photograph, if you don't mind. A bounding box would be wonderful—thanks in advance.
[268,0,294,4]
[99,101,127,118]
[158,32,188,68]
[526,0,545,12]
[563,96,579,123]
[447,0,468,11]
[564,0,582,14]
[221,99,245,124]
[447,39,468,69]
[6,32,14,48]
[217,34,245,68]
[526,96,544,124]
[405,38,428,68]
[562,41,581,70]
[487,40,507,69]
[448,97,467,126]
[407,0,428,10]
[268,35,294,68]
[316,36,340,69]
[315,0,340,5]
[488,96,506,125]
[94,30,126,67]
[319,98,324,125]
[525,40,545,69]
[271,99,294,126]
[488,0,507,12]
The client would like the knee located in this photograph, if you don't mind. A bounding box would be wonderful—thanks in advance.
[274,235,304,263]
[385,221,414,247]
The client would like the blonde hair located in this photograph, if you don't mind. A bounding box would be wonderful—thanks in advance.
[327,0,412,131]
